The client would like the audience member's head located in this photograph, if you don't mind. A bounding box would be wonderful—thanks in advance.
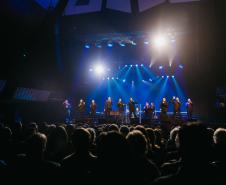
[24,122,38,139]
[65,124,75,142]
[120,125,129,137]
[0,127,12,144]
[146,128,156,146]
[26,132,47,160]
[213,128,226,146]
[108,124,119,132]
[154,129,162,146]
[126,130,148,158]
[72,128,91,154]
[213,128,226,162]
[87,128,96,144]
[177,123,212,163]
[134,125,147,138]
[46,126,68,158]
[170,126,180,141]
[97,131,129,162]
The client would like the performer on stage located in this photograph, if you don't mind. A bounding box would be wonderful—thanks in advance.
[104,97,112,118]
[160,98,168,121]
[117,98,125,124]
[186,98,193,120]
[144,102,150,119]
[150,102,155,120]
[63,99,71,123]
[78,99,86,120]
[90,99,97,119]
[128,97,137,119]
[171,96,181,118]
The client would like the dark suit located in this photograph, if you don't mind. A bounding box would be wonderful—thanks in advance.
[105,100,112,117]
[78,102,86,120]
[186,102,193,120]
[128,100,137,118]
[90,103,96,117]
[172,99,181,118]
[160,101,168,121]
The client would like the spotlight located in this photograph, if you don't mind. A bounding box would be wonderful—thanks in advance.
[123,79,126,83]
[141,64,144,67]
[179,64,183,69]
[108,43,113,47]
[162,76,164,78]
[119,42,125,47]
[159,65,163,70]
[149,78,152,82]
[131,41,136,45]
[125,65,128,67]
[135,64,138,67]
[96,43,102,48]
[142,80,145,82]
[116,77,119,80]
[130,65,133,67]
[144,41,149,45]
[107,77,110,80]
[89,68,93,72]
[167,76,169,78]
[85,44,90,49]
[154,35,166,48]
[112,77,114,80]
[172,75,175,78]
[94,65,105,75]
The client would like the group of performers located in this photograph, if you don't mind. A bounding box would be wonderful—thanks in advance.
[63,96,193,123]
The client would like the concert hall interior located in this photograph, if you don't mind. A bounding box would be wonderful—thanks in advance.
[1,0,226,183]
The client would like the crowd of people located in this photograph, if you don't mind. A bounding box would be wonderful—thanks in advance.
[0,120,226,184]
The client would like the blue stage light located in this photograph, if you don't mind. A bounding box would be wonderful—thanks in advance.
[172,75,175,78]
[167,76,169,78]
[135,64,138,67]
[141,64,144,67]
[131,41,136,45]
[123,79,126,83]
[112,77,114,80]
[85,44,90,49]
[108,43,113,47]
[107,77,110,80]
[116,77,119,80]
[149,78,152,81]
[179,64,183,69]
[159,65,163,70]
[96,43,102,48]
[125,65,128,67]
[89,68,93,72]
[142,80,145,82]
[162,76,164,78]
[130,65,133,67]
[119,42,125,47]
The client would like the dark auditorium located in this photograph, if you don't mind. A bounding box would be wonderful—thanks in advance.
[1,0,226,184]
